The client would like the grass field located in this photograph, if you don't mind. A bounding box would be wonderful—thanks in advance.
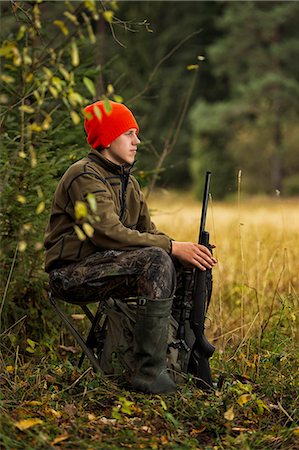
[1,193,298,449]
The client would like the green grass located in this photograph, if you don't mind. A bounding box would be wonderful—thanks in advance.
[1,308,298,450]
[1,196,299,449]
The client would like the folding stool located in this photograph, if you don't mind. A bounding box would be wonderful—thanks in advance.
[49,291,107,373]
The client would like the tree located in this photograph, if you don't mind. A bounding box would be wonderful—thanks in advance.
[190,1,299,196]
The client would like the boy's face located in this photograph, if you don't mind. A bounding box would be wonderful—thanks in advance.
[102,128,140,166]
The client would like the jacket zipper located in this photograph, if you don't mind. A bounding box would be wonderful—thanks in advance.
[120,167,129,221]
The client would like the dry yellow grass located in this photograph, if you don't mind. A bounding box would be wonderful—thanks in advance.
[148,190,299,350]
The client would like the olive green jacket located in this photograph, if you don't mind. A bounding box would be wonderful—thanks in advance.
[44,149,171,272]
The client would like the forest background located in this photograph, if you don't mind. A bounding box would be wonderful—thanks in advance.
[0,1,298,449]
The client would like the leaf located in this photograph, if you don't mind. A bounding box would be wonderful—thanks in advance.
[17,25,26,41]
[36,202,45,214]
[186,64,199,71]
[18,241,27,252]
[107,84,114,95]
[15,418,43,431]
[1,74,15,84]
[71,39,79,67]
[6,365,14,373]
[68,91,83,107]
[160,399,167,411]
[29,146,37,167]
[59,65,70,81]
[103,98,112,115]
[113,94,123,103]
[93,105,102,120]
[51,433,69,445]
[64,11,79,25]
[49,86,58,99]
[86,193,97,213]
[74,225,86,241]
[71,314,85,320]
[83,77,96,97]
[70,110,81,125]
[237,394,252,406]
[103,10,114,23]
[74,201,88,220]
[53,20,69,36]
[197,55,205,61]
[17,195,27,204]
[19,105,35,113]
[29,123,43,132]
[224,406,234,421]
[82,222,94,238]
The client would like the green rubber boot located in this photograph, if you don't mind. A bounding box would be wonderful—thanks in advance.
[131,297,177,394]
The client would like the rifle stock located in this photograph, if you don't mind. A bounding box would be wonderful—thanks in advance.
[187,171,215,389]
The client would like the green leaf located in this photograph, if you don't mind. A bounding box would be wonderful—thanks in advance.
[86,193,97,213]
[83,77,96,97]
[103,98,112,115]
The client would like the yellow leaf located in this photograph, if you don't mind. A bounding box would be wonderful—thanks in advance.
[6,365,14,373]
[107,83,114,95]
[49,86,58,99]
[103,10,114,23]
[82,12,96,44]
[19,105,35,113]
[42,114,52,131]
[25,73,33,83]
[29,123,42,132]
[44,407,61,418]
[53,20,69,36]
[18,241,27,252]
[1,74,15,84]
[224,406,234,421]
[19,150,26,159]
[17,25,26,41]
[59,65,70,81]
[43,67,53,79]
[15,418,43,431]
[70,110,81,125]
[64,11,79,25]
[74,201,88,220]
[29,145,37,167]
[36,201,45,214]
[68,92,83,107]
[237,394,252,406]
[86,193,97,213]
[293,427,299,436]
[186,64,199,71]
[17,195,27,204]
[71,314,85,320]
[71,39,79,67]
[23,223,32,231]
[82,222,94,238]
[51,433,69,445]
[103,98,112,115]
[74,225,86,241]
[93,105,102,120]
[113,94,123,103]
[24,401,42,406]
[52,76,63,91]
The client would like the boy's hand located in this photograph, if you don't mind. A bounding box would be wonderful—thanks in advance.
[171,241,217,271]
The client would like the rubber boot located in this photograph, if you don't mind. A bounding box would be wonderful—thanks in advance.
[130,297,177,394]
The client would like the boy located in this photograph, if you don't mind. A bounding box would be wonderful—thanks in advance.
[44,100,217,394]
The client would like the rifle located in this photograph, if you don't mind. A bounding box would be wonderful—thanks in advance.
[187,171,215,388]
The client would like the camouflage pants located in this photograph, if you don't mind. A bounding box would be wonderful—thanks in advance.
[49,247,183,304]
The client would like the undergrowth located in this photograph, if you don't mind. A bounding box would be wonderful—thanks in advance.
[1,305,298,450]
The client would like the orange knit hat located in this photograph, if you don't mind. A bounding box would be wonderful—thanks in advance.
[83,100,139,149]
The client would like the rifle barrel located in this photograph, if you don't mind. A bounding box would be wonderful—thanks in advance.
[198,171,211,243]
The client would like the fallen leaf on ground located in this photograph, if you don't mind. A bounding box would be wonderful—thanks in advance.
[15,418,43,430]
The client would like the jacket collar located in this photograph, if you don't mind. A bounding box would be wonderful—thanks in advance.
[87,148,133,175]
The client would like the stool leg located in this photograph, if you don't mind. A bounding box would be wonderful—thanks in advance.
[78,303,105,369]
[49,293,103,374]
